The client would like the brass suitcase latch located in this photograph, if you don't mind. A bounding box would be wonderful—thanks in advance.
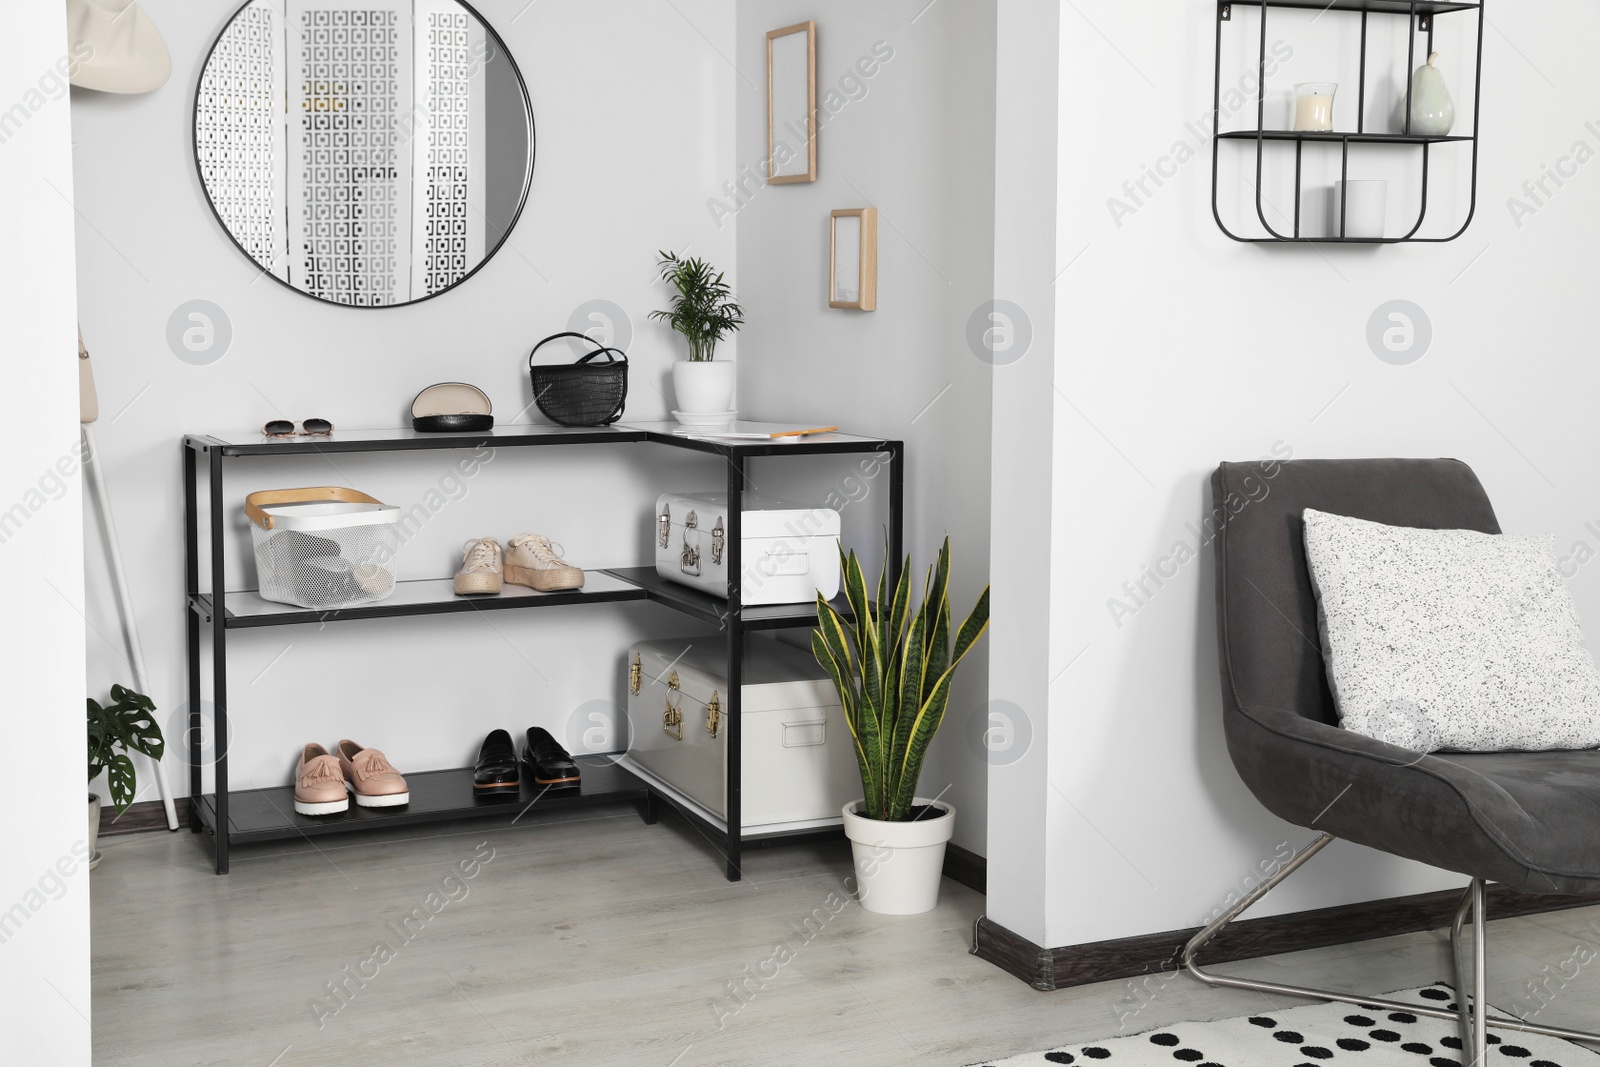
[629,653,642,696]
[663,696,683,741]
[680,512,702,577]
[706,690,721,739]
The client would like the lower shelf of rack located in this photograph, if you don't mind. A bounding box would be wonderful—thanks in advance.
[191,756,647,843]
[643,790,851,857]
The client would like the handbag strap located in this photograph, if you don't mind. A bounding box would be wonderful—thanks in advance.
[529,331,628,369]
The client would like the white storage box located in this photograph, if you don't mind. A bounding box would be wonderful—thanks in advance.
[619,636,860,832]
[654,492,841,606]
[245,487,401,609]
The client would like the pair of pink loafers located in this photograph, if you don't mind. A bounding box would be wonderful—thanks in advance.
[294,739,409,815]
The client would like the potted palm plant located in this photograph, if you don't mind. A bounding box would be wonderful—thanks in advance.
[87,684,163,868]
[812,538,990,915]
[649,250,744,417]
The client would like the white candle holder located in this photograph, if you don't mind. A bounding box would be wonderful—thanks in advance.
[1293,82,1337,132]
[1333,180,1388,240]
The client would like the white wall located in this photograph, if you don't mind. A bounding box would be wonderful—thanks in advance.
[732,0,997,855]
[999,0,1600,950]
[0,5,92,1061]
[985,0,1062,947]
[74,0,738,802]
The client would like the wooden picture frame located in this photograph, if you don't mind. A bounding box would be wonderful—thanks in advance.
[829,208,877,311]
[766,21,817,184]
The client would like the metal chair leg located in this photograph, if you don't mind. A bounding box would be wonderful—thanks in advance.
[1182,835,1600,1047]
[1449,882,1477,1060]
[1449,879,1489,1066]
[1473,877,1490,1060]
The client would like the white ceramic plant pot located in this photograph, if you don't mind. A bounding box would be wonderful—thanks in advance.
[87,793,103,870]
[672,361,735,415]
[841,799,956,915]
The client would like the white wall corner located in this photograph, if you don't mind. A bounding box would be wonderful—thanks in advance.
[0,3,90,1060]
[984,0,1062,948]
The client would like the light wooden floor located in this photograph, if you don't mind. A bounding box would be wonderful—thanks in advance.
[90,802,1600,1066]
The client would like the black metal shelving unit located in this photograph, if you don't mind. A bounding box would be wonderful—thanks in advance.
[1212,0,1484,243]
[183,424,903,880]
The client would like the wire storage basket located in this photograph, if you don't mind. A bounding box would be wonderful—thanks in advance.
[528,331,629,427]
[245,488,402,609]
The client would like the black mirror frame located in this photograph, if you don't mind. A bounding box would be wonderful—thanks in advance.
[192,0,536,309]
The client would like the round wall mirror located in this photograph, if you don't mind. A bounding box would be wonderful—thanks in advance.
[194,0,534,308]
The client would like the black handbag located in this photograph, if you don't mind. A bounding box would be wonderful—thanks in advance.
[528,332,629,427]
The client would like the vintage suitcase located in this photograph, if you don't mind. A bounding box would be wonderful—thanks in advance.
[654,492,841,605]
[619,636,860,832]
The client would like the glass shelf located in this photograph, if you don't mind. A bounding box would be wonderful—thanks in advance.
[193,572,647,629]
[1218,130,1474,146]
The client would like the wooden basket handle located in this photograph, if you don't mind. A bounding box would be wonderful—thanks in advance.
[245,487,383,530]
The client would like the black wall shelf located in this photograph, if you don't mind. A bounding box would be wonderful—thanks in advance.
[1216,130,1472,146]
[1224,1,1479,15]
[182,424,903,880]
[1212,0,1484,244]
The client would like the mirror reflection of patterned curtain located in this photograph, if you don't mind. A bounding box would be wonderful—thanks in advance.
[196,2,288,276]
[414,0,486,297]
[198,0,485,306]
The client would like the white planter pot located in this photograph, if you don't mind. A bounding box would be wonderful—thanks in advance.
[88,793,103,870]
[841,799,956,915]
[672,361,735,415]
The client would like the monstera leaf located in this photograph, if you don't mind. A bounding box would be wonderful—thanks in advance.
[87,685,163,814]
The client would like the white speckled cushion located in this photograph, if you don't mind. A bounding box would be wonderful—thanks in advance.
[1303,508,1600,753]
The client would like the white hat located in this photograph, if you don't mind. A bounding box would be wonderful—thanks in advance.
[66,0,172,95]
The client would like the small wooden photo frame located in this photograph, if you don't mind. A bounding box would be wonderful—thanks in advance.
[767,21,817,183]
[830,208,878,311]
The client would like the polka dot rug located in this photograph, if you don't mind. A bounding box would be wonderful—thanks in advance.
[969,985,1600,1066]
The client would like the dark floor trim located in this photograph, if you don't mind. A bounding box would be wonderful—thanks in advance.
[98,799,188,837]
[973,883,1600,991]
[943,842,986,894]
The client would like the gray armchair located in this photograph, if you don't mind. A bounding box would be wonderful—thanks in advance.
[1185,458,1600,1061]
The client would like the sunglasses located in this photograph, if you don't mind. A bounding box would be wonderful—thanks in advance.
[262,418,334,438]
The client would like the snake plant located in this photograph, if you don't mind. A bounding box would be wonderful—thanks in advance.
[812,538,990,822]
[88,684,164,814]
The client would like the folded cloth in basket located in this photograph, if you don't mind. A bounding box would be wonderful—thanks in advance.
[258,530,392,603]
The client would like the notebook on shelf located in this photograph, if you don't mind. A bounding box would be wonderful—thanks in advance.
[671,422,841,440]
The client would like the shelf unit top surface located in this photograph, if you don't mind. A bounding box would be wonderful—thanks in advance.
[624,422,894,454]
[190,424,645,456]
[1228,0,1479,13]
[190,423,896,458]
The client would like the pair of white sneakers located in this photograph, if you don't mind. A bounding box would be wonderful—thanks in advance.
[453,534,583,596]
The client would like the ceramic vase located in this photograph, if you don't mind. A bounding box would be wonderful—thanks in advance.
[1397,52,1455,137]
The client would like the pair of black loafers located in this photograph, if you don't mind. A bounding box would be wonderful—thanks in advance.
[473,727,580,794]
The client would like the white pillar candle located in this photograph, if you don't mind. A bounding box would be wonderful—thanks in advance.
[1293,82,1337,132]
